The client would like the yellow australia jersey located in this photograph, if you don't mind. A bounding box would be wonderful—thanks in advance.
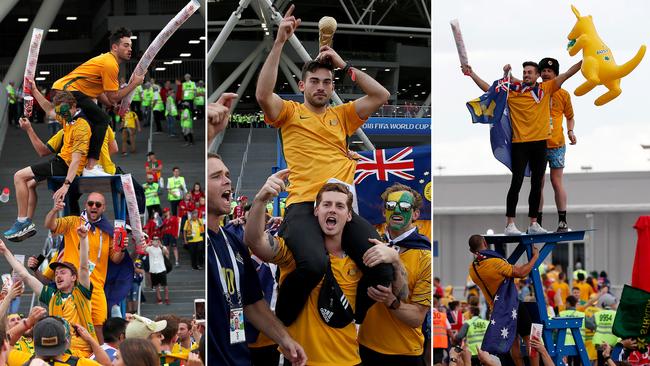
[56,115,91,176]
[547,88,574,148]
[39,283,97,357]
[265,100,366,206]
[272,237,362,366]
[124,111,138,129]
[52,52,119,98]
[48,126,116,175]
[507,80,558,143]
[358,248,432,355]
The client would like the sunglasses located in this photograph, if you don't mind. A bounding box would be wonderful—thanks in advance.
[86,201,103,208]
[385,201,412,212]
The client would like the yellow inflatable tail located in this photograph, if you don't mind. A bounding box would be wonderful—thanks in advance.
[613,45,646,80]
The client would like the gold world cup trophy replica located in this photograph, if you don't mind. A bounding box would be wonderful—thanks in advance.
[318,16,337,48]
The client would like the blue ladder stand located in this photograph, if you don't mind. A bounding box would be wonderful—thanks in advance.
[47,176,128,221]
[484,231,591,366]
[272,132,288,217]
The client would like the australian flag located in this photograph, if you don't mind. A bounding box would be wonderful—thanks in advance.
[478,250,520,354]
[354,145,431,225]
[466,78,529,176]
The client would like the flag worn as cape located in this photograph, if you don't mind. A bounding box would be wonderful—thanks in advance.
[354,145,431,225]
[633,216,650,293]
[466,78,530,176]
[476,250,520,355]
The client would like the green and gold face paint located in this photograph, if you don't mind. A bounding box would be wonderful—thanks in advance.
[55,103,73,123]
[384,191,414,231]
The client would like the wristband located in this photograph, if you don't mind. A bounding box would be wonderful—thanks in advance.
[568,130,574,133]
[22,318,32,329]
[341,62,351,75]
[64,179,72,186]
[389,297,401,310]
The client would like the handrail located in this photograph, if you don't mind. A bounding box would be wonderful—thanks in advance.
[234,124,253,198]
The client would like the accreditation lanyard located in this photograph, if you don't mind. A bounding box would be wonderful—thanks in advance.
[211,228,243,307]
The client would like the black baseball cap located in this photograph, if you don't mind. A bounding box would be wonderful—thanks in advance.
[48,261,78,278]
[539,57,560,76]
[34,317,68,357]
[317,262,355,328]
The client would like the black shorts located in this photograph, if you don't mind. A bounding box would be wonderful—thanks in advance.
[162,234,177,248]
[31,156,70,182]
[517,302,533,337]
[151,272,167,287]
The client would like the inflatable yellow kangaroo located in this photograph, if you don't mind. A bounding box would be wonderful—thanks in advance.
[567,5,646,106]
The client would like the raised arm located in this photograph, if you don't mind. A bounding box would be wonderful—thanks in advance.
[26,78,55,119]
[316,45,390,119]
[461,64,491,92]
[19,117,52,157]
[0,240,43,295]
[244,169,290,262]
[77,225,91,289]
[0,281,24,322]
[104,73,145,105]
[45,198,65,231]
[555,60,582,88]
[512,245,540,278]
[256,5,300,122]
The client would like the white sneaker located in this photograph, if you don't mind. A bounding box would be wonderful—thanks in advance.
[504,223,522,235]
[82,165,111,177]
[527,222,548,235]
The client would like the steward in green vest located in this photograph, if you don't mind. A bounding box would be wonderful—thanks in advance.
[131,84,143,119]
[194,80,205,118]
[455,307,488,359]
[167,168,186,215]
[165,92,178,137]
[144,175,161,218]
[180,103,194,146]
[6,81,17,126]
[182,73,196,111]
[591,307,617,347]
[141,83,154,127]
[558,296,586,347]
[152,88,165,133]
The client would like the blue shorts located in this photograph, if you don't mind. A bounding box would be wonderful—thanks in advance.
[546,145,566,169]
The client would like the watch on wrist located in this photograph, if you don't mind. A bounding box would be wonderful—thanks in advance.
[389,297,401,310]
[63,179,72,186]
[450,357,457,363]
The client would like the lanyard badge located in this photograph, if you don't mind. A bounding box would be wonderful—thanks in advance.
[211,228,246,344]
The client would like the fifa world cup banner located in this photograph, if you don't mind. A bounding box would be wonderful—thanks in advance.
[354,145,431,225]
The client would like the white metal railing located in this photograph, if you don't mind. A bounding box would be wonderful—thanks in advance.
[235,124,254,198]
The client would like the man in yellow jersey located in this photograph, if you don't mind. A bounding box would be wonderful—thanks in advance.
[255,4,392,326]
[467,234,539,366]
[358,184,431,365]
[172,318,198,355]
[0,223,99,358]
[5,91,90,242]
[43,193,126,344]
[462,60,581,235]
[52,27,145,176]
[536,58,577,232]
[121,107,140,155]
[245,172,406,366]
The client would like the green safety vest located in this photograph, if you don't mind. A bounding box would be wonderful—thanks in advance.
[592,309,617,346]
[181,109,192,128]
[465,316,489,356]
[114,114,121,124]
[573,269,588,280]
[559,309,586,346]
[153,92,164,111]
[266,202,273,212]
[194,87,205,106]
[167,176,186,201]
[132,85,143,102]
[230,201,237,215]
[6,84,15,104]
[142,88,154,107]
[144,183,161,206]
[165,96,178,117]
[182,81,196,100]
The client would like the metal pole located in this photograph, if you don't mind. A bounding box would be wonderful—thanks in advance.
[416,93,431,118]
[337,0,356,24]
[2,0,64,86]
[206,0,253,66]
[0,0,20,25]
[280,53,302,78]
[356,0,377,25]
[208,42,266,103]
[230,52,265,112]
[260,0,375,150]
[279,59,300,93]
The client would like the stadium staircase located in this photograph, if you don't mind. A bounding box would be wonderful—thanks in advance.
[219,127,277,201]
[0,119,205,319]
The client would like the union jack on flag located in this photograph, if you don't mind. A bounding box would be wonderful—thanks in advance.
[495,77,510,93]
[354,147,415,184]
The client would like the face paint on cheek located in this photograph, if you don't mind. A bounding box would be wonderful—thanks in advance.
[385,191,415,231]
[55,103,73,123]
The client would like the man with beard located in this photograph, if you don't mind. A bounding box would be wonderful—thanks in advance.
[52,27,145,176]
[43,193,126,343]
[245,173,406,365]
[358,184,431,365]
[255,4,392,326]
[207,154,306,366]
